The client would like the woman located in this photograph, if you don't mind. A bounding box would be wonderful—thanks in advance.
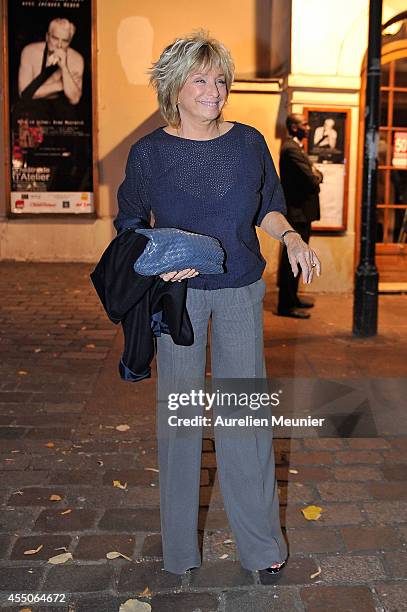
[115,31,321,575]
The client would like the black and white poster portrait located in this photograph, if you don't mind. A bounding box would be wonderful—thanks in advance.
[307,110,347,164]
[6,0,95,214]
[304,108,350,232]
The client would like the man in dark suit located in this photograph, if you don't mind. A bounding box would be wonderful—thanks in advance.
[277,113,323,319]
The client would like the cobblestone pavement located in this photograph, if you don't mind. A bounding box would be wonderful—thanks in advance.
[0,262,406,612]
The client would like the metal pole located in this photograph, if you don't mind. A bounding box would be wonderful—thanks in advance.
[353,0,382,337]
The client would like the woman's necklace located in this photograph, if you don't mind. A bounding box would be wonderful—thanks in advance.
[176,122,221,140]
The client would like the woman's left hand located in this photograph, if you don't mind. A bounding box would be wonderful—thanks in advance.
[284,233,321,284]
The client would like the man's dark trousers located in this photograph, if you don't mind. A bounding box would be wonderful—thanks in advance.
[277,221,311,313]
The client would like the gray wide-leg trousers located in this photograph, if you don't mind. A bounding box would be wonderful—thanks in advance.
[156,278,288,574]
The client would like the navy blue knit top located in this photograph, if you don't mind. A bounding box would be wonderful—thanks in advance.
[114,121,287,289]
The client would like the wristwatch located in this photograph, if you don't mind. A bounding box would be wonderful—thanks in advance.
[280,229,299,245]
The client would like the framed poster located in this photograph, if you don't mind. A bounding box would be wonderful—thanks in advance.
[303,107,351,232]
[3,0,97,215]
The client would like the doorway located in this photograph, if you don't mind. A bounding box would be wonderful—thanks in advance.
[357,27,407,287]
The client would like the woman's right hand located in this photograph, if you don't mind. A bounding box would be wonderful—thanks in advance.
[159,268,199,282]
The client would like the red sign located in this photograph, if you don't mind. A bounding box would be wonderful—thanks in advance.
[393,131,407,168]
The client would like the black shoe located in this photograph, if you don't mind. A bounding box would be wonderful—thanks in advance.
[264,560,287,574]
[296,300,314,309]
[276,309,310,319]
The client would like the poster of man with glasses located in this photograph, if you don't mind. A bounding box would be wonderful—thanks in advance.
[7,0,94,214]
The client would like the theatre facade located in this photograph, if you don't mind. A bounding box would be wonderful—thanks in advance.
[0,0,406,293]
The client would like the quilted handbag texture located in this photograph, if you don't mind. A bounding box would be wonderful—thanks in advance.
[133,228,225,275]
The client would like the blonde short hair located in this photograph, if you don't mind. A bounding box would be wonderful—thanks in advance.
[148,30,235,128]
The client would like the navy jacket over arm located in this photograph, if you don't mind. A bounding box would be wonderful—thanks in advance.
[90,229,194,382]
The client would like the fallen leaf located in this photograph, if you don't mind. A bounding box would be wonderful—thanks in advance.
[301,505,323,521]
[45,442,55,448]
[106,550,132,561]
[85,343,96,349]
[116,424,130,432]
[144,468,159,473]
[49,494,62,501]
[24,544,43,555]
[34,348,42,353]
[60,509,72,515]
[119,599,152,612]
[48,552,73,564]
[289,468,299,474]
[113,480,128,489]
[18,370,28,376]
[18,608,33,612]
[310,566,322,579]
[106,551,121,559]
[219,553,228,559]
[139,587,152,598]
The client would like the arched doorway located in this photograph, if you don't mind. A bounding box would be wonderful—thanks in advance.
[356,14,407,287]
